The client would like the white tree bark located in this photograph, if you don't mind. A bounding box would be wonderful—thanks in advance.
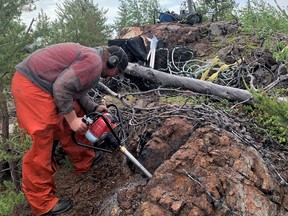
[126,63,253,104]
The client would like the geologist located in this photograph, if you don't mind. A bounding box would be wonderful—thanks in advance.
[11,42,128,215]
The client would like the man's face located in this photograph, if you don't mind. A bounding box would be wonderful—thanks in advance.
[101,67,119,78]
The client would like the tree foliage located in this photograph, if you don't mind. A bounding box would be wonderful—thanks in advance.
[239,0,288,39]
[115,0,160,34]
[54,0,112,46]
[196,0,237,22]
[0,181,25,215]
[238,0,288,70]
[0,0,36,82]
[30,9,53,49]
[0,0,36,145]
[0,0,36,202]
[33,0,113,47]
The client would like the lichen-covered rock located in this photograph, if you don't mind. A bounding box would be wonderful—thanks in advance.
[138,117,192,173]
[135,123,287,215]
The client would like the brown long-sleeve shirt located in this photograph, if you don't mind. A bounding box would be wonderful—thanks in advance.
[15,42,102,114]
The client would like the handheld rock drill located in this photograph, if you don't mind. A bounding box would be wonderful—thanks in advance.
[72,104,152,179]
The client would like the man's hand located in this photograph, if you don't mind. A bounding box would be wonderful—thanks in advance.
[64,110,87,132]
[96,105,109,113]
[69,118,87,132]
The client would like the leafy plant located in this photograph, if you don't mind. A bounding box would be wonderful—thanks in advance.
[0,181,25,215]
[273,42,288,70]
[238,0,288,47]
[0,127,32,162]
[247,91,288,144]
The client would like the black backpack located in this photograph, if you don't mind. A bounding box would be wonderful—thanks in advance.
[181,13,202,25]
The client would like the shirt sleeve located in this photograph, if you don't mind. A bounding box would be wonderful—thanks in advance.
[77,94,99,114]
[53,68,81,113]
[53,51,102,114]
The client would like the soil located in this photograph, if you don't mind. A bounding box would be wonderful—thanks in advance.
[10,116,288,216]
[9,21,288,216]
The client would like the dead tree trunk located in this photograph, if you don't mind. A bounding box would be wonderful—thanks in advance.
[126,63,253,104]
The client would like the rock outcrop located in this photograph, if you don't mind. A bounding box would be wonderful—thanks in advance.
[113,117,288,216]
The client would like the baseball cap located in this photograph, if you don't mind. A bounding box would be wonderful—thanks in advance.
[107,46,128,73]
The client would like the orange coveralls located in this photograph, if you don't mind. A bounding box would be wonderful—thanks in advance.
[12,72,95,215]
[11,43,103,215]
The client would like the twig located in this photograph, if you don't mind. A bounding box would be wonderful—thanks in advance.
[183,169,232,212]
[268,161,288,187]
[264,73,288,92]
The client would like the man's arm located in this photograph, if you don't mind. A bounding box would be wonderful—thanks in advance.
[63,110,87,132]
[77,94,98,113]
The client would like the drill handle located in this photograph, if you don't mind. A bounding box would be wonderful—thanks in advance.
[82,111,104,124]
[82,115,94,125]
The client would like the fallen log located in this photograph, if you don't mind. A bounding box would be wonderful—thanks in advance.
[126,63,253,104]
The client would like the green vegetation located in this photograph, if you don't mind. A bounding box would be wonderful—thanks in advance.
[196,0,237,22]
[248,91,288,144]
[239,0,288,48]
[32,0,113,48]
[0,127,32,162]
[115,0,160,34]
[0,181,25,216]
[0,0,288,214]
[273,42,288,70]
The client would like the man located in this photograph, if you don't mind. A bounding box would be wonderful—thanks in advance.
[11,43,128,215]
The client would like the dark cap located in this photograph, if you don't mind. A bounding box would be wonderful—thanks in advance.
[107,46,128,73]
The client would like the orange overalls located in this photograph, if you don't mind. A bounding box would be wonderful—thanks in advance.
[11,71,95,215]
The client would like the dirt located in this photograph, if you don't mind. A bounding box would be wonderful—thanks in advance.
[9,21,288,215]
[10,116,288,216]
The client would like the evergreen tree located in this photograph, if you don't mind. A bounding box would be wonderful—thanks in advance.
[50,0,112,46]
[239,0,288,37]
[115,0,160,34]
[29,9,53,49]
[197,0,237,22]
[0,0,36,191]
[0,0,36,80]
[115,0,129,33]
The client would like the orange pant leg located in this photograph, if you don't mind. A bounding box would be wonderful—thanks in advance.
[12,71,60,215]
[11,71,94,215]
